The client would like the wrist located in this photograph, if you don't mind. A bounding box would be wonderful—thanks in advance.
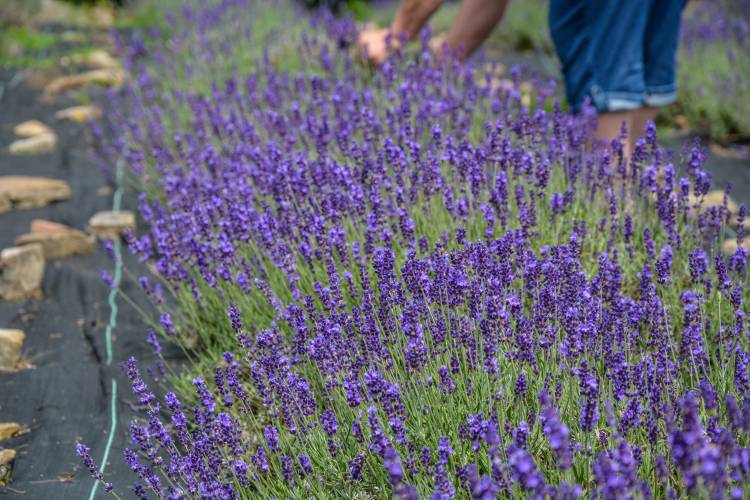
[386,28,406,50]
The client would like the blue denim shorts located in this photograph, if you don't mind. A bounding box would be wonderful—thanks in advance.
[549,0,686,112]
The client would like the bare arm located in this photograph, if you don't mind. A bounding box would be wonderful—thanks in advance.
[357,0,509,66]
[443,0,509,58]
[358,0,443,66]
[390,0,445,42]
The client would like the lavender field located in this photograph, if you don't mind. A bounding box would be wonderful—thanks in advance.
[74,0,750,498]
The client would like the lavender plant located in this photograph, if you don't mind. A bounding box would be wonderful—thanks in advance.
[79,0,750,498]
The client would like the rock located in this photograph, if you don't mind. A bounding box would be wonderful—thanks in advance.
[0,176,72,209]
[8,133,57,155]
[30,219,69,234]
[44,67,125,96]
[0,329,25,370]
[0,245,45,301]
[60,30,86,43]
[13,120,53,138]
[0,423,28,442]
[0,449,16,487]
[710,143,750,160]
[15,222,95,259]
[89,210,136,239]
[481,61,506,78]
[0,192,10,214]
[729,215,750,232]
[71,49,119,69]
[721,239,750,256]
[688,191,740,216]
[84,67,125,88]
[55,104,103,123]
[43,74,89,96]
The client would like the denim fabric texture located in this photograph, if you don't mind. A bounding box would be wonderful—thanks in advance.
[549,0,685,112]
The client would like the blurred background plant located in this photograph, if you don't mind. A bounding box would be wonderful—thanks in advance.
[677,0,750,142]
[0,0,42,28]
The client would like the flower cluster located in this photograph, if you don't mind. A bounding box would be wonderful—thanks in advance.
[77,0,750,498]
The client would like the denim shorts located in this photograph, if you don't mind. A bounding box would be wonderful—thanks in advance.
[549,0,686,112]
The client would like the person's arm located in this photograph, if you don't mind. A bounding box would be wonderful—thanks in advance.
[442,0,509,58]
[357,0,510,66]
[358,0,443,66]
[390,0,445,42]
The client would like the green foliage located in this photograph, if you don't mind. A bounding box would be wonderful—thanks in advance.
[676,40,750,142]
[496,0,551,53]
[0,0,41,28]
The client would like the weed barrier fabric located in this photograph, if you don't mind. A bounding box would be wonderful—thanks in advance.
[0,69,167,498]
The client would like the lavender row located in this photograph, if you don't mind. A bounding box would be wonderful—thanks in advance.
[78,0,750,498]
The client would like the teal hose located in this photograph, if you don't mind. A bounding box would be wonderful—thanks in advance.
[88,159,124,500]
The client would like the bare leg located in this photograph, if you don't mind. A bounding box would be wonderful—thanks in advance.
[595,110,631,159]
[443,0,509,58]
[629,106,658,151]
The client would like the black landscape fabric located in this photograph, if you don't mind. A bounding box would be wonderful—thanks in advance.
[0,68,166,499]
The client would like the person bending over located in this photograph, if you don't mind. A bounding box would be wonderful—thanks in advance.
[357,0,685,156]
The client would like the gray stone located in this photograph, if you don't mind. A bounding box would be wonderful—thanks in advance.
[89,210,135,239]
[8,133,57,155]
[688,190,740,216]
[0,176,71,209]
[0,423,28,442]
[15,230,94,259]
[55,104,102,123]
[0,449,16,487]
[0,329,24,370]
[721,239,750,256]
[15,220,94,259]
[13,120,53,138]
[0,192,10,214]
[44,67,125,96]
[0,244,45,301]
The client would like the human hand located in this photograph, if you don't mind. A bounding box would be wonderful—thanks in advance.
[428,32,447,56]
[356,27,396,67]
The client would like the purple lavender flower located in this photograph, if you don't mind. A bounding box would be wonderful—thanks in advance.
[76,443,113,493]
[321,409,339,436]
[576,361,600,433]
[298,453,313,475]
[384,446,404,487]
[264,425,279,452]
[145,328,161,356]
[100,270,115,288]
[507,445,545,494]
[159,313,174,335]
[438,365,456,395]
[656,245,673,284]
[349,453,365,480]
[121,357,154,405]
[539,391,572,469]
